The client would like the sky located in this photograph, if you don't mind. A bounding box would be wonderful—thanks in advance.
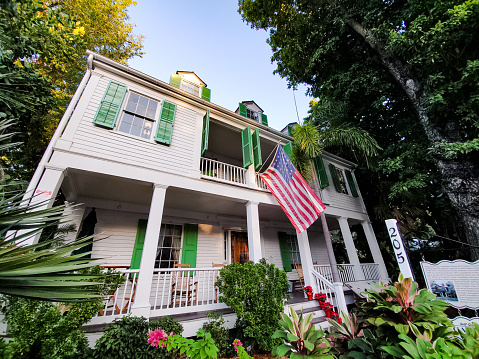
[127,1,312,132]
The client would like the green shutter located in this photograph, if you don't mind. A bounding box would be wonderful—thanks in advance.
[260,113,268,126]
[201,87,211,101]
[345,170,359,197]
[278,232,292,272]
[201,109,210,156]
[181,224,198,268]
[283,142,293,159]
[155,101,177,145]
[329,164,342,193]
[252,128,262,171]
[169,73,181,88]
[239,103,247,117]
[287,124,294,136]
[130,219,147,269]
[242,126,253,168]
[313,155,329,189]
[93,81,127,129]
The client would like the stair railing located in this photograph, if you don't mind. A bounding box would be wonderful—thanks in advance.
[311,268,348,317]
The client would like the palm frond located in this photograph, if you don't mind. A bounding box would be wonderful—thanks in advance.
[292,122,324,158]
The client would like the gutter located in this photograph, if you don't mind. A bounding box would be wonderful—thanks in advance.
[23,54,95,201]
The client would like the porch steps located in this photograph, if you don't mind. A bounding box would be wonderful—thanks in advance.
[285,299,331,331]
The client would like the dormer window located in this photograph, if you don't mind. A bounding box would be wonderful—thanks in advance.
[169,71,211,101]
[246,108,259,122]
[180,80,200,97]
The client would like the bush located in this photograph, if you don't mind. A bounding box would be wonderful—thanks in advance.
[215,259,289,352]
[90,316,183,359]
[202,312,230,357]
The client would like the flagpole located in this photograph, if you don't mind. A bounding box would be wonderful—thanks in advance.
[320,212,341,283]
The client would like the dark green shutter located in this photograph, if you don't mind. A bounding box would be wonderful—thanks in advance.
[181,224,198,268]
[283,142,293,159]
[201,87,211,101]
[130,219,147,269]
[155,101,177,145]
[201,109,210,156]
[169,73,181,88]
[242,126,253,168]
[93,81,127,128]
[278,232,292,272]
[260,113,268,126]
[287,124,294,136]
[313,155,329,189]
[252,128,262,171]
[239,103,247,117]
[345,170,359,197]
[329,164,342,193]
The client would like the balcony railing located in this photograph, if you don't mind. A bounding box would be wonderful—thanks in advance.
[255,173,268,190]
[200,157,247,186]
[361,263,380,280]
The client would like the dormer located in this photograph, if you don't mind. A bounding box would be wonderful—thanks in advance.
[235,101,268,126]
[169,71,211,101]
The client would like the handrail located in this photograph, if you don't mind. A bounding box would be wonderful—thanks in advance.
[310,268,338,314]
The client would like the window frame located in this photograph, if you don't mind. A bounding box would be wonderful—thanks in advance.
[285,233,301,265]
[336,168,349,195]
[154,223,184,269]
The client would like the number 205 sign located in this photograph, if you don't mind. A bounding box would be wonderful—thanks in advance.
[385,219,414,279]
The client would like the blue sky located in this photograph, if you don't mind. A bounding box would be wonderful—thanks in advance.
[127,1,312,132]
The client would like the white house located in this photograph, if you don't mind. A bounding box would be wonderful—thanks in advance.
[25,51,388,332]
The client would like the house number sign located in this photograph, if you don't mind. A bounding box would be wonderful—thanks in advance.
[385,219,414,279]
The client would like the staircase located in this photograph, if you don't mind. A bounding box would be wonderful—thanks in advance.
[285,299,332,331]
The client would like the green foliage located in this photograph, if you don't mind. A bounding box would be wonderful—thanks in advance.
[272,306,333,358]
[1,266,123,359]
[201,311,230,357]
[215,258,289,351]
[91,316,183,359]
[163,329,219,359]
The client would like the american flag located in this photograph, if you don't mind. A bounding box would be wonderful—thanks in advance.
[260,145,326,233]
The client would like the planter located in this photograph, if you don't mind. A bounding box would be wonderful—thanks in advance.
[307,291,313,300]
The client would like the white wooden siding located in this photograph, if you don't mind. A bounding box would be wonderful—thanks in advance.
[261,227,283,269]
[196,224,224,267]
[308,231,329,265]
[69,75,199,177]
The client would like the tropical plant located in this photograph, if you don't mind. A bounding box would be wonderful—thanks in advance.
[272,306,333,358]
[215,259,290,352]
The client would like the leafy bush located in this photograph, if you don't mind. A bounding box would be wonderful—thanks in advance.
[201,312,230,357]
[1,266,123,359]
[215,258,289,352]
[90,315,182,359]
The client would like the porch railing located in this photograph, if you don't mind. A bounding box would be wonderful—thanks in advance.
[314,264,356,283]
[361,263,380,280]
[150,267,225,314]
[200,157,247,186]
[96,269,139,318]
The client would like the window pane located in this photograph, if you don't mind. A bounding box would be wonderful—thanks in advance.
[130,124,141,137]
[118,121,131,134]
[138,96,149,107]
[155,224,183,268]
[122,113,134,124]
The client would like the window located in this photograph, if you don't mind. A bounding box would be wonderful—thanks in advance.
[246,108,259,122]
[286,233,301,265]
[336,169,349,194]
[155,224,183,268]
[180,80,200,97]
[118,93,158,140]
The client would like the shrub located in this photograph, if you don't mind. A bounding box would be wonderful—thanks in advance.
[90,315,182,359]
[201,312,230,357]
[215,258,289,352]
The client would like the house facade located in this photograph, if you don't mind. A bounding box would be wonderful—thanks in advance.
[25,51,388,328]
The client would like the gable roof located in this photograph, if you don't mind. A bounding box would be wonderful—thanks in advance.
[176,71,207,87]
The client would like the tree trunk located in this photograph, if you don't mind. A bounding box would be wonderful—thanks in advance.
[346,17,479,259]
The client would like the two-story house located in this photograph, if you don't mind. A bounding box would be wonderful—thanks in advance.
[24,51,388,337]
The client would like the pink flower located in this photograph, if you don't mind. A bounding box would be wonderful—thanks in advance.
[233,339,243,352]
[148,328,169,347]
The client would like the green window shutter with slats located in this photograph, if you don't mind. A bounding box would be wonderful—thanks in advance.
[345,170,359,197]
[329,164,342,193]
[155,101,177,145]
[130,219,147,269]
[201,87,211,101]
[169,73,181,88]
[181,224,198,269]
[287,124,294,136]
[201,109,210,156]
[278,232,292,272]
[313,155,329,189]
[239,103,247,117]
[252,128,262,171]
[93,81,127,129]
[283,142,293,159]
[260,113,268,126]
[242,126,253,168]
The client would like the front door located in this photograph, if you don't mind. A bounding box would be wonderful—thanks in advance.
[231,231,249,264]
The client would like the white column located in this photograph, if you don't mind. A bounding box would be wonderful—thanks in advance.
[338,217,365,281]
[297,230,317,293]
[361,221,389,280]
[245,164,256,188]
[246,201,262,263]
[20,166,65,245]
[131,184,168,318]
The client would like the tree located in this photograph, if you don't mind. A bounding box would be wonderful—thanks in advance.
[238,0,479,258]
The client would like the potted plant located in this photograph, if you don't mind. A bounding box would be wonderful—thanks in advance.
[303,286,313,300]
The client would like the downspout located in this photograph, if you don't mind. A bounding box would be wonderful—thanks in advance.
[23,53,94,201]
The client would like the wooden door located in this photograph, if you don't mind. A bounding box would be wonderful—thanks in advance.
[231,231,249,264]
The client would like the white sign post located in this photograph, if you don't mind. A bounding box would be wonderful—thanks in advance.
[385,219,414,279]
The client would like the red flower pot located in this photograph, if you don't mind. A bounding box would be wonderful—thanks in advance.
[307,292,313,300]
